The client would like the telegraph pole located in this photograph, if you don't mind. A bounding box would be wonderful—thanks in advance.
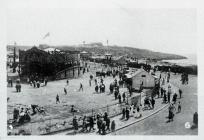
[13,42,16,73]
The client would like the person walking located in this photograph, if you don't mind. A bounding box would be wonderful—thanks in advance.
[151,98,155,109]
[95,79,97,86]
[160,87,164,98]
[114,90,118,100]
[118,94,122,104]
[172,93,178,104]
[163,93,167,103]
[168,104,176,122]
[56,94,60,104]
[193,112,198,128]
[89,79,91,87]
[33,80,36,88]
[179,89,182,98]
[66,79,69,85]
[95,84,99,93]
[122,108,126,119]
[136,105,142,118]
[125,107,130,120]
[111,120,116,134]
[44,78,48,86]
[79,83,83,92]
[122,92,126,102]
[167,91,171,103]
[177,101,181,113]
[64,87,67,95]
[162,78,165,86]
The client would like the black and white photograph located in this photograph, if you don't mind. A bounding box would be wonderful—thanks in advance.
[5,0,200,137]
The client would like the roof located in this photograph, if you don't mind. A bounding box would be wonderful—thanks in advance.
[125,69,153,79]
[80,51,88,54]
[43,47,61,52]
[105,53,112,56]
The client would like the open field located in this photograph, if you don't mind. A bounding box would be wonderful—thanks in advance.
[7,63,127,134]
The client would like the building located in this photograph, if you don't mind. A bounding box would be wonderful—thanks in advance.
[125,68,156,90]
[105,53,112,60]
[80,51,91,60]
[64,50,80,65]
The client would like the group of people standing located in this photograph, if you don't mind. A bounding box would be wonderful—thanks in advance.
[94,78,106,93]
[181,72,189,85]
[73,112,116,135]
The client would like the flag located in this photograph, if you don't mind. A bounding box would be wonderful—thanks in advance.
[43,32,50,39]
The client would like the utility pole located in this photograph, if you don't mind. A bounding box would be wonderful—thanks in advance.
[18,49,21,76]
[13,44,16,73]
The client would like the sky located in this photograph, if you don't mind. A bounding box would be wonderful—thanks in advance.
[7,1,197,55]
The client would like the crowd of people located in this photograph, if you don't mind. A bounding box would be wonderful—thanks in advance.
[72,112,116,135]
[8,60,197,135]
[12,104,46,125]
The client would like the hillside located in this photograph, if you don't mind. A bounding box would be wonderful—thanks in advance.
[7,43,186,60]
[57,45,186,60]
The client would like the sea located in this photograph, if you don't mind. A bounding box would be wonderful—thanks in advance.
[162,54,197,66]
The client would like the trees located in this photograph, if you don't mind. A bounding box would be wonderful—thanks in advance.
[19,47,70,78]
